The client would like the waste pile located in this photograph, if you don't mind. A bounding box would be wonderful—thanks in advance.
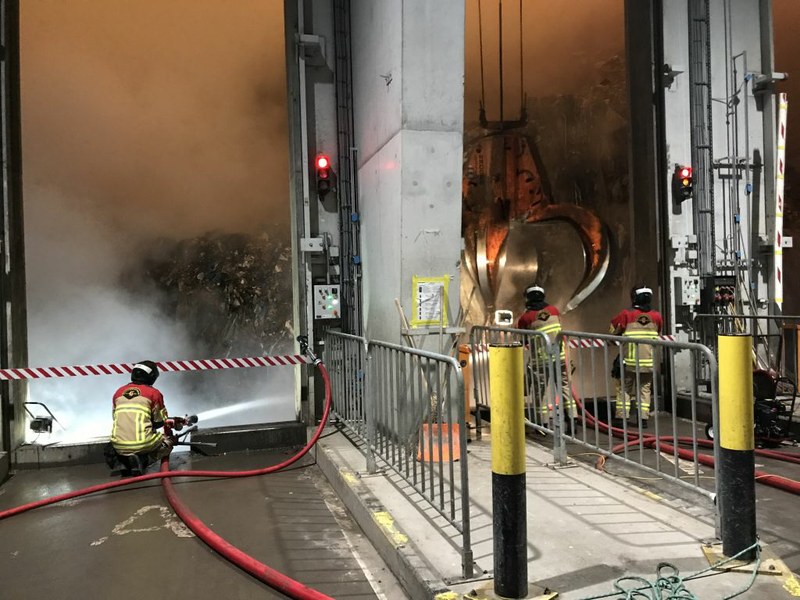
[138,230,293,357]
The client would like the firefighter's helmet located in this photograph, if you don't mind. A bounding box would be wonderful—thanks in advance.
[524,284,546,306]
[131,360,159,386]
[631,286,653,308]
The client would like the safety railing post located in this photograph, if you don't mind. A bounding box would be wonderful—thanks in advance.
[717,334,757,561]
[488,342,528,599]
[552,341,567,465]
[365,340,377,474]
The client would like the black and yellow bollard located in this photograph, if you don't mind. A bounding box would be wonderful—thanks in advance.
[489,343,527,598]
[717,334,757,561]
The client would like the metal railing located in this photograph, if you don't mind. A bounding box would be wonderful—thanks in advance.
[695,313,800,381]
[557,331,719,502]
[469,326,565,453]
[467,326,720,503]
[325,331,368,439]
[324,331,473,578]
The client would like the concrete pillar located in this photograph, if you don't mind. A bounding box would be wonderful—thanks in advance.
[351,0,464,349]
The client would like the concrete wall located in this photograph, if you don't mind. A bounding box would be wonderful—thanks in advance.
[352,0,464,348]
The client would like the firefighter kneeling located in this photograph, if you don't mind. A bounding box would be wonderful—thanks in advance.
[105,360,175,476]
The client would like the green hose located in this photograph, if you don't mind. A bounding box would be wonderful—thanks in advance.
[579,542,761,600]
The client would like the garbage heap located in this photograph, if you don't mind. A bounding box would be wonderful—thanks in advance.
[141,231,293,357]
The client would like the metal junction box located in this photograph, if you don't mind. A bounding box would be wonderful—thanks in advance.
[313,284,341,319]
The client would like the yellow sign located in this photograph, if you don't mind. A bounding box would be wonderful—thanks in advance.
[410,275,449,327]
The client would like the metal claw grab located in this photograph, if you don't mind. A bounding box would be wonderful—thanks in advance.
[462,132,610,316]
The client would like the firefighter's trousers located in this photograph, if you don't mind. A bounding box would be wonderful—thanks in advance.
[615,368,652,420]
[527,359,575,425]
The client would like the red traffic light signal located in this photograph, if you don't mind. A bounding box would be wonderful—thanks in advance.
[673,164,693,202]
[315,154,335,198]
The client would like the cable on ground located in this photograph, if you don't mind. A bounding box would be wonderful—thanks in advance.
[578,541,761,600]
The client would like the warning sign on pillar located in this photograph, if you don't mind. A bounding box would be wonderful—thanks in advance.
[410,275,449,327]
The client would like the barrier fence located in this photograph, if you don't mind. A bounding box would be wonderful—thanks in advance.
[695,313,800,381]
[324,331,473,578]
[468,326,719,502]
[558,330,719,501]
[324,332,368,441]
[468,326,563,452]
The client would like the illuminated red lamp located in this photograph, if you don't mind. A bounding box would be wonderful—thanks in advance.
[315,154,334,198]
[673,164,693,202]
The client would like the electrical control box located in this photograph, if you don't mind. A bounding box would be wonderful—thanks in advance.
[313,284,341,319]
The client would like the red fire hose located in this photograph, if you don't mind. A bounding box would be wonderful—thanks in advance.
[0,358,336,600]
[573,397,800,495]
[608,436,800,495]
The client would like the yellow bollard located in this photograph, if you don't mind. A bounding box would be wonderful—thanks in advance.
[488,343,527,598]
[718,334,757,561]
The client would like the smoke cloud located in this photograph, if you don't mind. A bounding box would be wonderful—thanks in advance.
[20,0,293,443]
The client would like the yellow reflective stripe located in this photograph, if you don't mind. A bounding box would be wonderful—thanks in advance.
[111,398,161,452]
[112,439,159,448]
[624,359,654,366]
[623,331,658,339]
[114,405,151,416]
[538,324,562,334]
[623,330,657,365]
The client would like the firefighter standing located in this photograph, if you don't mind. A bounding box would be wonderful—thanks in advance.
[610,286,663,428]
[517,284,575,428]
[109,360,174,474]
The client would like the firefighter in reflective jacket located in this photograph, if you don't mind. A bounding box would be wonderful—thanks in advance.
[517,284,575,426]
[610,286,663,428]
[110,361,174,470]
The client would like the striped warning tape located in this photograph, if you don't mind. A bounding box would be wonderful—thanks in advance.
[567,335,676,349]
[0,354,311,381]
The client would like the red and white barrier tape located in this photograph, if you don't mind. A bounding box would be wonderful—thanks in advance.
[0,354,310,381]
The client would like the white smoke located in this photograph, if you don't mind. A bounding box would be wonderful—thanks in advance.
[20,0,294,444]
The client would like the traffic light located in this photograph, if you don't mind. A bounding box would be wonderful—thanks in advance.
[315,154,336,199]
[673,164,693,202]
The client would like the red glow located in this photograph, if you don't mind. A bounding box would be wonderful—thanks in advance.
[680,166,692,178]
[316,155,330,169]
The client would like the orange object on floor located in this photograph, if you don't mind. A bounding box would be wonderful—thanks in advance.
[418,423,461,462]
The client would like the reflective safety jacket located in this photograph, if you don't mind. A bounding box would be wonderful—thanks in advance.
[111,383,167,455]
[611,308,663,370]
[517,304,566,360]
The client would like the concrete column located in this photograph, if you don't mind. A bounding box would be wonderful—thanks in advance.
[352,0,464,349]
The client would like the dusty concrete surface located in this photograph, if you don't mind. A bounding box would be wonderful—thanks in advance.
[317,426,797,599]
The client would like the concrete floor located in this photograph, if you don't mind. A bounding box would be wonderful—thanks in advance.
[552,413,800,573]
[0,448,408,600]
